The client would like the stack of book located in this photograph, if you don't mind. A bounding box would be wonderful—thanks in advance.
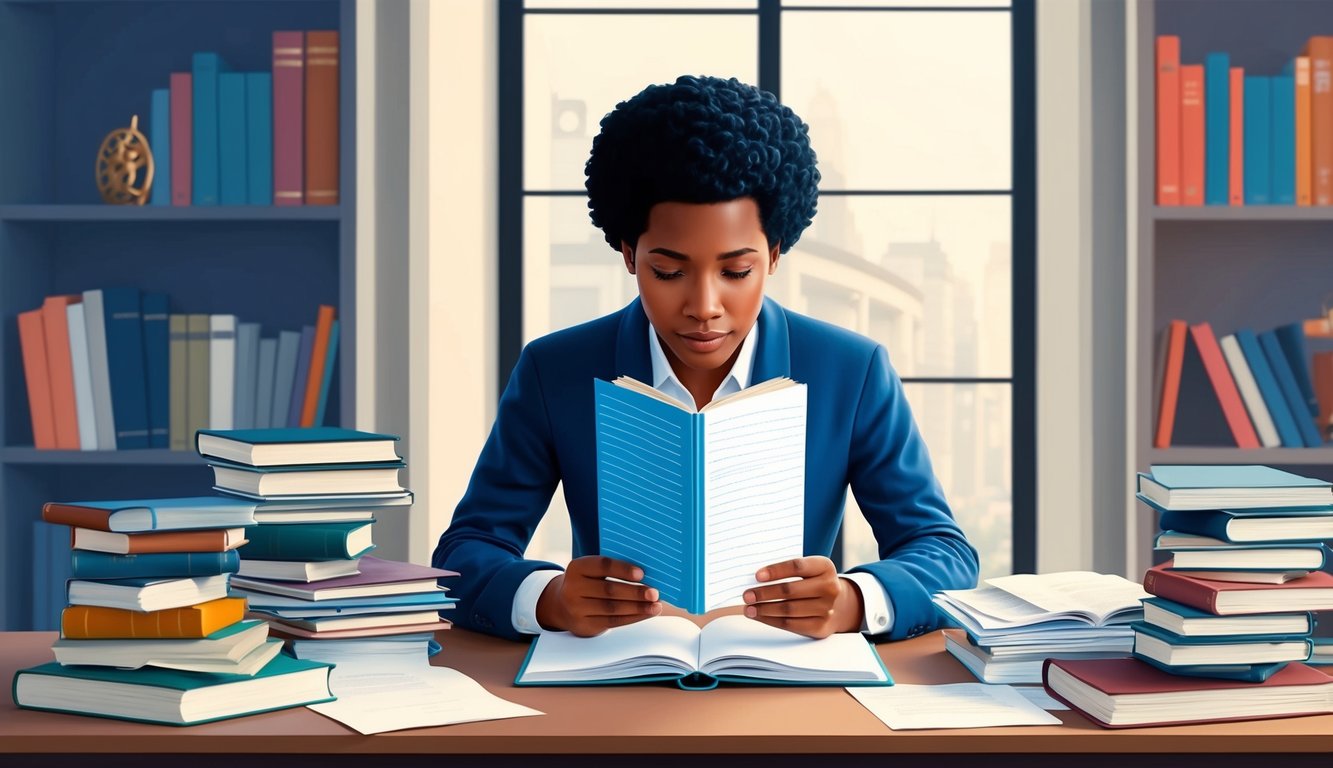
[13,496,334,725]
[932,571,1149,684]
[197,427,457,658]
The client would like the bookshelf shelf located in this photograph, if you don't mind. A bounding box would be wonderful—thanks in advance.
[0,205,343,222]
[1153,206,1333,222]
[0,447,205,466]
[1148,447,1333,465]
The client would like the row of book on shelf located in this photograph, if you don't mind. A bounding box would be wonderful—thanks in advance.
[13,426,462,725]
[147,30,339,208]
[1153,319,1332,448]
[18,290,340,451]
[1156,35,1333,206]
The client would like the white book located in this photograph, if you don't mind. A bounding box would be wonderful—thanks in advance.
[211,464,405,498]
[268,609,442,633]
[72,526,249,555]
[270,330,302,428]
[209,314,236,430]
[1219,334,1279,447]
[65,303,98,451]
[52,620,276,674]
[80,289,117,449]
[237,557,361,583]
[255,337,278,429]
[66,574,231,612]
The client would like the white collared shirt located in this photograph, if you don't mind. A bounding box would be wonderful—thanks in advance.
[511,311,894,635]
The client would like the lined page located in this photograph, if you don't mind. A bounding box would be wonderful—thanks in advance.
[594,379,693,609]
[702,383,806,611]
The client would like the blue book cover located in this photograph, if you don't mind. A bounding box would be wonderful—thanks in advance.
[1243,76,1271,205]
[1271,71,1296,205]
[1158,507,1333,543]
[1235,329,1300,446]
[43,496,257,533]
[191,52,226,206]
[1142,596,1316,635]
[1133,620,1314,647]
[218,72,248,205]
[1275,322,1319,418]
[287,325,316,428]
[101,287,150,449]
[246,72,273,205]
[198,427,400,445]
[1260,330,1324,447]
[149,88,171,206]
[314,319,339,426]
[1132,653,1289,683]
[141,292,170,449]
[1204,52,1231,205]
[70,550,240,580]
[1146,464,1330,490]
[239,521,374,561]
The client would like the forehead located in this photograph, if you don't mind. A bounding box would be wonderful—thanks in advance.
[641,199,765,250]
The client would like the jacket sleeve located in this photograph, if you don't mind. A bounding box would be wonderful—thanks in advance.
[431,345,564,640]
[843,344,980,641]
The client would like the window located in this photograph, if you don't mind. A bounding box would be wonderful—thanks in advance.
[500,0,1035,581]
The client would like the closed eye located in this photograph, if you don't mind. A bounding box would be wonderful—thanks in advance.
[651,267,683,281]
[723,268,753,280]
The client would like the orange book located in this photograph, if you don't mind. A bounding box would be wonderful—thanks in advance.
[18,308,56,450]
[1295,56,1312,205]
[1229,67,1244,206]
[1156,36,1182,205]
[41,294,82,450]
[1189,322,1260,449]
[1154,320,1188,448]
[300,304,337,427]
[1304,37,1333,204]
[1313,350,1333,442]
[304,30,339,206]
[1181,65,1206,206]
[60,597,246,639]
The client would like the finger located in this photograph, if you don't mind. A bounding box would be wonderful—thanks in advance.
[746,613,836,639]
[755,556,833,583]
[744,576,838,605]
[575,555,645,583]
[744,597,835,620]
[580,597,664,617]
[573,579,659,604]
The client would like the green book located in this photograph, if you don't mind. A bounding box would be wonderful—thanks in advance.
[13,652,334,725]
[239,521,375,561]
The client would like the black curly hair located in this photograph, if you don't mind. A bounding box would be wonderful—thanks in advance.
[585,75,820,255]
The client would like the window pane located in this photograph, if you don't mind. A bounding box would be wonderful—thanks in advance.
[524,14,758,191]
[771,195,1011,378]
[784,0,1009,7]
[842,382,1011,581]
[781,10,1011,190]
[529,0,755,8]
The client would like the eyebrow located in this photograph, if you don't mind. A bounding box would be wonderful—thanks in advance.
[647,247,758,261]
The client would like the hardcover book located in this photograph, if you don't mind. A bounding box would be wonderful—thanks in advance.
[1143,563,1333,615]
[72,526,248,556]
[238,520,374,561]
[52,620,277,675]
[1140,596,1314,637]
[208,457,406,499]
[61,596,247,639]
[229,555,455,601]
[196,427,402,467]
[42,496,257,533]
[1137,464,1332,511]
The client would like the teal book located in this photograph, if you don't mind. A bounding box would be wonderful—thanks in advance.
[13,652,334,726]
[1154,533,1330,571]
[594,376,807,614]
[239,521,375,561]
[1235,329,1300,447]
[191,52,226,205]
[1271,70,1296,204]
[1133,653,1290,683]
[246,72,273,205]
[207,457,405,500]
[1140,597,1315,638]
[1275,322,1319,418]
[314,319,339,426]
[218,71,248,205]
[149,87,171,206]
[1137,464,1333,511]
[1243,75,1271,205]
[70,549,240,580]
[1204,52,1230,205]
[1156,507,1333,543]
[1259,330,1324,447]
[42,496,257,533]
[514,614,890,690]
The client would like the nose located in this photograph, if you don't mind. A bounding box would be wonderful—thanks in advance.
[684,273,723,321]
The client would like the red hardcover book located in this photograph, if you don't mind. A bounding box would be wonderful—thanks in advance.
[1189,322,1260,448]
[18,309,56,450]
[1143,564,1333,615]
[299,305,336,428]
[1156,35,1181,205]
[1153,320,1188,448]
[304,30,339,206]
[1181,64,1206,206]
[1043,657,1333,729]
[41,295,81,450]
[170,72,192,207]
[273,30,305,206]
[1229,67,1245,206]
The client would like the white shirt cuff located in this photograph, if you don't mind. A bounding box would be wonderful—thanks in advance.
[512,569,563,634]
[841,571,894,635]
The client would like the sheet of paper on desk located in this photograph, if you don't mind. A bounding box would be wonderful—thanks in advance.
[1013,685,1069,711]
[307,658,543,735]
[846,683,1062,730]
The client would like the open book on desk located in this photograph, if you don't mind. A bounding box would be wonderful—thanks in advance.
[514,615,891,690]
[594,376,806,615]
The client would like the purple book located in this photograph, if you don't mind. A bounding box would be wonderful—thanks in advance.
[286,325,316,428]
[229,556,458,601]
[170,72,192,207]
[273,30,305,206]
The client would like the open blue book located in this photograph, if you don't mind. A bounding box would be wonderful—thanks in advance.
[594,376,806,614]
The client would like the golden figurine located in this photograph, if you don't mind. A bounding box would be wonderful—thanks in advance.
[95,114,155,205]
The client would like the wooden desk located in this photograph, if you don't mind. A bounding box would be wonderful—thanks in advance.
[2,629,1332,768]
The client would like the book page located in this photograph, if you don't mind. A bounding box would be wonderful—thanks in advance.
[847,684,1060,729]
[696,615,887,682]
[701,383,806,611]
[517,616,702,683]
[984,572,1150,625]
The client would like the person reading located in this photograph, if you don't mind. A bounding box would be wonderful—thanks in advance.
[433,75,979,642]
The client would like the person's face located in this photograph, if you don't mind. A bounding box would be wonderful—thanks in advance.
[621,197,780,376]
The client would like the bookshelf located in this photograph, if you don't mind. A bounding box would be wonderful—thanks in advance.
[0,0,357,629]
[1132,0,1333,576]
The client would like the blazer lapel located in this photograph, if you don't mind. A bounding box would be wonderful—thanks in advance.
[751,296,792,382]
[614,297,653,383]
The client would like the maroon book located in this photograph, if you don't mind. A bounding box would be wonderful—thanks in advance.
[1143,562,1333,615]
[229,556,457,601]
[272,30,304,206]
[169,72,192,207]
[1044,657,1333,728]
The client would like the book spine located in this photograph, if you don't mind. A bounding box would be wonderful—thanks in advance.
[18,309,56,450]
[1219,334,1278,447]
[40,295,81,450]
[218,71,248,205]
[192,52,223,205]
[314,320,339,426]
[1237,330,1301,447]
[1272,72,1296,205]
[1296,56,1312,206]
[1243,75,1271,205]
[60,603,205,639]
[273,31,305,206]
[1143,568,1220,615]
[234,322,261,430]
[1155,320,1188,448]
[186,314,211,441]
[1229,67,1245,206]
[170,72,192,207]
[692,414,705,615]
[149,87,171,206]
[42,503,114,532]
[1189,322,1261,448]
[1156,36,1181,206]
[1275,322,1319,417]
[241,524,357,560]
[66,303,98,451]
[80,290,117,449]
[271,330,301,428]
[256,337,278,430]
[209,315,237,431]
[1260,331,1323,447]
[1204,52,1231,205]
[168,315,188,451]
[300,306,337,427]
[142,292,170,449]
[305,30,339,206]
[70,550,240,580]
[1181,65,1206,205]
[246,73,274,205]
[1309,37,1333,204]
[102,288,150,449]
[285,327,314,428]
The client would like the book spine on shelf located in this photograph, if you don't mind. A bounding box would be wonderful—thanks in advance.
[218,72,248,206]
[1259,330,1323,447]
[169,315,188,451]
[1229,67,1244,206]
[186,314,211,442]
[273,31,305,206]
[150,88,171,206]
[1272,71,1296,205]
[233,322,261,430]
[1243,75,1271,205]
[1295,56,1312,206]
[301,306,337,427]
[1156,36,1181,206]
[18,309,56,450]
[1204,52,1231,205]
[41,295,81,450]
[170,72,192,207]
[256,337,278,430]
[287,326,316,428]
[80,290,117,450]
[314,321,339,427]
[1154,320,1187,448]
[1218,333,1278,447]
[102,288,150,450]
[70,550,240,580]
[66,303,98,451]
[1306,36,1333,205]
[246,73,273,205]
[305,30,340,206]
[209,315,237,431]
[1189,322,1260,448]
[142,293,170,449]
[1236,330,1301,448]
[271,330,301,428]
[1181,65,1205,206]
[192,52,225,206]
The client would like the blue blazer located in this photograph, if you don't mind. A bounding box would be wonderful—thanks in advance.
[432,297,979,641]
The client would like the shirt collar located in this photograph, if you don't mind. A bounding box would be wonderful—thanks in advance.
[648,312,760,396]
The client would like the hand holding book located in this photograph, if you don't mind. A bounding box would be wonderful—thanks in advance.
[536,555,663,637]
[743,555,866,639]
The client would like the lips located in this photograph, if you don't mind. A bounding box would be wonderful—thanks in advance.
[678,331,729,354]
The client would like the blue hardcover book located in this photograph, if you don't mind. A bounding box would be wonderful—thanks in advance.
[1133,653,1290,683]
[141,292,170,449]
[218,72,248,205]
[246,72,273,205]
[1204,52,1231,205]
[1157,507,1333,544]
[70,550,241,580]
[100,287,150,449]
[239,521,375,561]
[1141,596,1315,637]
[1138,465,1333,511]
[192,52,226,206]
[149,88,171,206]
[237,587,455,616]
[287,325,316,428]
[1260,330,1324,447]
[233,322,261,430]
[42,496,257,533]
[593,377,807,614]
[1310,637,1333,665]
[314,319,339,427]
[1275,322,1319,418]
[1272,70,1296,205]
[1235,329,1300,447]
[1154,533,1331,572]
[1243,76,1271,205]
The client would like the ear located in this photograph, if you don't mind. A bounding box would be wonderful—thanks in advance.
[768,243,781,275]
[620,241,636,275]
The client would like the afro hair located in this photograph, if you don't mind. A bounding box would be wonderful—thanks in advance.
[585,75,820,255]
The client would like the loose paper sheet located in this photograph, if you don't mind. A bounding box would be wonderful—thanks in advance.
[847,683,1062,730]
